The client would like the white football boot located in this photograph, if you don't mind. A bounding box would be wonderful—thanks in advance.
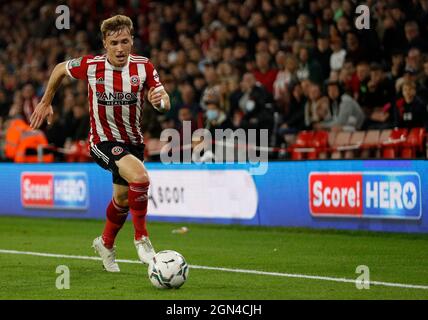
[134,236,156,264]
[92,236,120,272]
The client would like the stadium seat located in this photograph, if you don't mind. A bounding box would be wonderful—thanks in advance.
[379,129,392,144]
[381,128,408,159]
[330,131,352,159]
[343,131,366,159]
[65,140,91,163]
[401,127,426,158]
[313,130,329,159]
[289,131,315,160]
[360,130,380,158]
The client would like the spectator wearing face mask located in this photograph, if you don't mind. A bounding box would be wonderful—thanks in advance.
[233,72,273,131]
[205,101,234,135]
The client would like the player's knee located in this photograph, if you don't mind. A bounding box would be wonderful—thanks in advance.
[130,171,150,184]
[114,196,129,208]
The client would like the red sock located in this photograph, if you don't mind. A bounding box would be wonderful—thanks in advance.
[128,181,150,240]
[102,198,129,249]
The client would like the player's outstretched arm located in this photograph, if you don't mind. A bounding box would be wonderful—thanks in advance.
[30,62,68,129]
[148,87,171,113]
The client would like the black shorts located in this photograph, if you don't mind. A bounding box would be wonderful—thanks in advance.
[90,141,145,186]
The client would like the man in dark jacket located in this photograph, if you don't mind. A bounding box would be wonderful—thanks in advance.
[392,80,428,129]
[235,72,274,131]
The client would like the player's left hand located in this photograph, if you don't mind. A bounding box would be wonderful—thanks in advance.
[148,87,162,109]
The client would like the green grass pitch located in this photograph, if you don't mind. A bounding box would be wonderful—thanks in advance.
[0,216,427,300]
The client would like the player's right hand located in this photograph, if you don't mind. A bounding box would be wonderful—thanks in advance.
[29,101,54,129]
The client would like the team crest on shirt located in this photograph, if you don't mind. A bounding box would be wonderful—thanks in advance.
[130,75,140,87]
[96,77,104,84]
[111,146,124,156]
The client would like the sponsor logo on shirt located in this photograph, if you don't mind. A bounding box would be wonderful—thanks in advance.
[96,92,138,106]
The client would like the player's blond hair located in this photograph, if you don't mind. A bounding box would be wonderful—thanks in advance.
[100,15,134,39]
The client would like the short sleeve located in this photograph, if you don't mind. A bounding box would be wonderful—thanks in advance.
[65,55,93,80]
[144,61,164,92]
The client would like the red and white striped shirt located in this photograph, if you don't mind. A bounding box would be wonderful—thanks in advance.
[65,54,164,146]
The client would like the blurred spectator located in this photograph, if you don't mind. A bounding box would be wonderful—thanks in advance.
[360,63,395,129]
[404,21,428,52]
[8,84,39,125]
[278,81,306,135]
[296,46,323,85]
[317,80,365,132]
[200,63,220,110]
[388,50,406,83]
[395,67,420,95]
[381,8,407,58]
[405,47,423,75]
[67,103,90,142]
[389,80,428,129]
[273,52,298,106]
[418,56,428,102]
[162,74,183,121]
[330,37,346,72]
[253,51,278,95]
[350,61,370,101]
[234,72,273,131]
[313,34,332,81]
[45,106,66,161]
[177,106,199,139]
[304,82,325,129]
[205,101,234,135]
[345,31,369,65]
[177,83,202,119]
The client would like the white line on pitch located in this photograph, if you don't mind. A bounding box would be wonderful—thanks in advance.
[1,248,428,290]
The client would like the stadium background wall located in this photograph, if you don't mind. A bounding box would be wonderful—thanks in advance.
[0,161,427,233]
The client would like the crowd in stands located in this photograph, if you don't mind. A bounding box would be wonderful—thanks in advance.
[1,0,428,162]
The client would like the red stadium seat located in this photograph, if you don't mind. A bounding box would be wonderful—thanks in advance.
[65,140,91,163]
[381,128,408,159]
[401,127,426,158]
[288,130,329,160]
[313,130,329,159]
[289,131,315,160]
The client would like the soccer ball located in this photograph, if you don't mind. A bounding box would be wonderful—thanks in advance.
[148,250,189,289]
